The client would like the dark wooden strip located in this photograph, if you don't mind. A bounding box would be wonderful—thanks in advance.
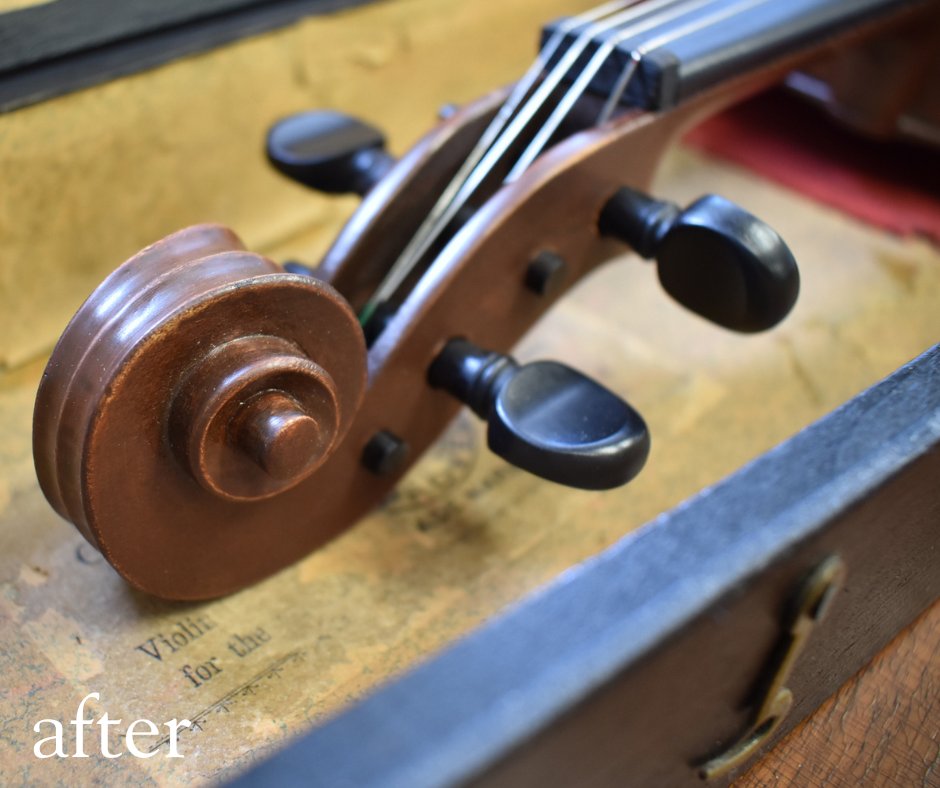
[0,0,375,113]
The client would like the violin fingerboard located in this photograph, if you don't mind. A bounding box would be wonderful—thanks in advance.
[542,0,919,111]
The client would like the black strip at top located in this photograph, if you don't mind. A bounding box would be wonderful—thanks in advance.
[0,0,375,113]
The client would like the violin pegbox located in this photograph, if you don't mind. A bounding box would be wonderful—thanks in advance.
[33,224,367,594]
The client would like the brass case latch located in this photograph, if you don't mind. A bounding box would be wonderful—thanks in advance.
[699,554,847,779]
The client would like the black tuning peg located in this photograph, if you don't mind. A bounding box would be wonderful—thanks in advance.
[266,110,396,196]
[599,187,800,333]
[428,339,649,490]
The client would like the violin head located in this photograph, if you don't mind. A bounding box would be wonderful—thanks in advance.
[33,225,367,598]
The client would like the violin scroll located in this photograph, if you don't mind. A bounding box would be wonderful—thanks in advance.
[33,224,367,597]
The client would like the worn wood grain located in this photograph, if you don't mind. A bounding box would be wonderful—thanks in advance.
[739,599,940,788]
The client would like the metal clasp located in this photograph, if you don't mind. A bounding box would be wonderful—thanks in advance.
[699,554,846,780]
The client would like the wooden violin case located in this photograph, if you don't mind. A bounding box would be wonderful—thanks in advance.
[0,0,938,785]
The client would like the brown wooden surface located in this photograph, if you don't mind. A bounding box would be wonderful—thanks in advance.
[740,598,940,788]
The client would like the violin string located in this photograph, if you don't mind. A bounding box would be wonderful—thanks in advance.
[404,0,699,230]
[499,0,699,183]
[506,0,769,181]
[362,0,687,318]
[595,56,642,125]
[365,0,770,317]
[378,0,633,302]
[595,0,770,122]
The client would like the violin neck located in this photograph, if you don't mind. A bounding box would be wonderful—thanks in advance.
[543,0,921,111]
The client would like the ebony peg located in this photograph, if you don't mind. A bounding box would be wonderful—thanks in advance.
[266,110,396,196]
[428,339,649,490]
[599,187,800,333]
